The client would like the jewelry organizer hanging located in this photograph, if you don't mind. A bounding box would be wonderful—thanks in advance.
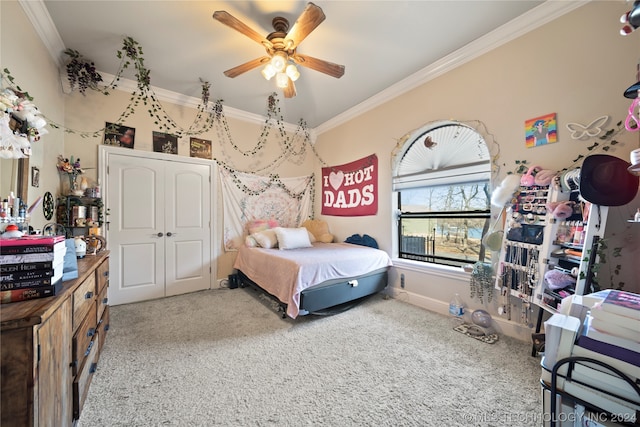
[531,177,609,313]
[494,183,549,327]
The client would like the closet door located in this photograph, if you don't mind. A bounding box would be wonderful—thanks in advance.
[164,161,211,296]
[106,152,212,305]
[107,154,166,305]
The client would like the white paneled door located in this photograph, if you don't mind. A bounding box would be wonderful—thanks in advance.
[105,151,211,305]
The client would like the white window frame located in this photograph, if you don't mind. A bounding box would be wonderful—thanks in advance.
[391,120,496,270]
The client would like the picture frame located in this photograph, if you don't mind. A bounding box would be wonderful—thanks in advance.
[31,166,40,187]
[525,113,557,148]
[152,131,178,154]
[103,122,135,149]
[190,137,212,159]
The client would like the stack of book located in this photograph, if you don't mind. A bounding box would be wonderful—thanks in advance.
[568,290,640,421]
[0,235,67,303]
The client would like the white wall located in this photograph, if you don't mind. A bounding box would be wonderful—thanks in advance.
[1,0,65,227]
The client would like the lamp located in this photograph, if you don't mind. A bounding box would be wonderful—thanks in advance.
[275,72,289,88]
[261,64,276,80]
[270,51,288,73]
[285,64,300,82]
[262,51,301,88]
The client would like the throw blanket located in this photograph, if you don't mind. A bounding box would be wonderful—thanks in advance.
[234,242,393,318]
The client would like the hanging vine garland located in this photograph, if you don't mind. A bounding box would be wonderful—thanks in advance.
[6,36,331,174]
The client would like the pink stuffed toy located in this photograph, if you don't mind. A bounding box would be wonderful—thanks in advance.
[520,165,556,187]
[520,166,541,187]
[545,201,574,219]
[534,169,556,186]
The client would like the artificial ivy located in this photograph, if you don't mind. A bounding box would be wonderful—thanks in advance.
[8,35,331,178]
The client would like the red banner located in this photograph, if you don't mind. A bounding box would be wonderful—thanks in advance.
[321,154,378,216]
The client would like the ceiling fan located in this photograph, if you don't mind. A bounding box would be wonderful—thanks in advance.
[213,2,345,98]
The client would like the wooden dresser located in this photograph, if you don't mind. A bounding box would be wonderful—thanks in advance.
[1,252,110,427]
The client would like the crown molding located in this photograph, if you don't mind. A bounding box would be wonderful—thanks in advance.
[314,1,589,134]
[18,0,66,66]
[98,73,317,141]
[21,0,587,138]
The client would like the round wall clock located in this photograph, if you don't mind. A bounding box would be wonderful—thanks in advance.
[43,191,54,220]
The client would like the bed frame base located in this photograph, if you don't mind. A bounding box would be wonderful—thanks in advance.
[237,269,388,319]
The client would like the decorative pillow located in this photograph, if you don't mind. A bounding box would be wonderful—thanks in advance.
[247,219,279,235]
[245,235,259,247]
[252,229,279,249]
[273,227,312,250]
[302,219,334,243]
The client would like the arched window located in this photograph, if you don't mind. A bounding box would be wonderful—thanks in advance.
[392,120,493,268]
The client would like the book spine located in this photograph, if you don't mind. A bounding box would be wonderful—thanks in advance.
[1,277,53,291]
[0,245,56,255]
[0,252,63,265]
[576,335,640,368]
[602,290,640,320]
[0,261,54,273]
[0,286,57,304]
[571,344,640,381]
[571,362,640,403]
[590,307,640,330]
[0,269,54,283]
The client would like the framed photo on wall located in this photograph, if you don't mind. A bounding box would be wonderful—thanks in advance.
[525,113,557,148]
[31,166,40,187]
[104,122,135,149]
[190,137,212,159]
[152,131,178,154]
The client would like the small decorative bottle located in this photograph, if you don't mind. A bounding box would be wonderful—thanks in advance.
[449,293,464,318]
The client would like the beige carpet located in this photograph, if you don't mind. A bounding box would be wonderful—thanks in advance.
[78,288,542,426]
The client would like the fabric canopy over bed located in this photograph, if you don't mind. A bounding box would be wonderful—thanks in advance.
[219,168,314,251]
[234,242,393,318]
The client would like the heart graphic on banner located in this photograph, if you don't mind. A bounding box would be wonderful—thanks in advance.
[329,171,344,190]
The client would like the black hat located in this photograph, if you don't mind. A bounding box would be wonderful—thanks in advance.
[579,154,639,206]
[624,81,640,99]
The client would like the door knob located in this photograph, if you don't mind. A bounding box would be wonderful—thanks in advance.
[166,232,172,237]
[157,232,163,237]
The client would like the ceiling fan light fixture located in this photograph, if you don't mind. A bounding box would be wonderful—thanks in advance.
[270,51,288,72]
[275,72,289,88]
[261,64,276,80]
[286,64,300,82]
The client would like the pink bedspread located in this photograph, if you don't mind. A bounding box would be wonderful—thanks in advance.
[233,242,393,318]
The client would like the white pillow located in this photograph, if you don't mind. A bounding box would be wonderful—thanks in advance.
[274,227,312,250]
[252,229,279,249]
[307,229,317,243]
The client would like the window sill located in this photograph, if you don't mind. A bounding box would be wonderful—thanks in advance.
[392,258,471,281]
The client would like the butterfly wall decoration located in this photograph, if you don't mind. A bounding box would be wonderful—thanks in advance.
[565,115,609,140]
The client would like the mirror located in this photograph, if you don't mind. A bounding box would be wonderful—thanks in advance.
[16,157,29,201]
[0,157,29,201]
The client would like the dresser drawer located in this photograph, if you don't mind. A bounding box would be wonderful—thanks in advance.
[73,331,99,420]
[96,281,108,324]
[73,273,96,331]
[96,258,109,295]
[72,303,97,376]
[97,306,110,355]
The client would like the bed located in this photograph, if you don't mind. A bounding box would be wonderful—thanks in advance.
[233,242,393,318]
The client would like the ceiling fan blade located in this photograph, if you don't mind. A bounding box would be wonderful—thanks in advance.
[213,11,270,47]
[223,56,270,78]
[292,54,345,79]
[283,78,296,98]
[284,2,326,50]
